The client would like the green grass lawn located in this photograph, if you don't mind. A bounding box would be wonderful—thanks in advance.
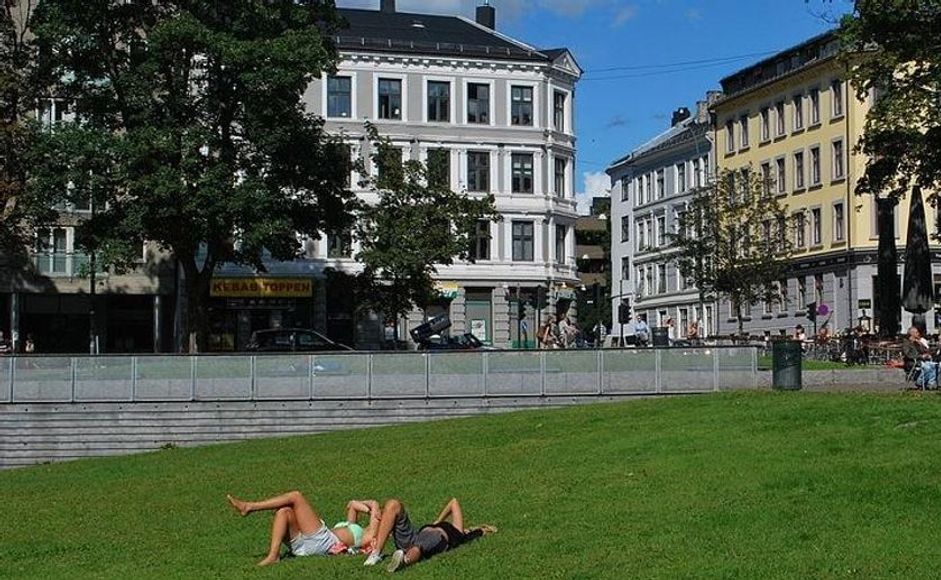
[3,392,941,579]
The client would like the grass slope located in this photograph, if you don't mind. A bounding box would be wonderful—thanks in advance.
[2,392,941,579]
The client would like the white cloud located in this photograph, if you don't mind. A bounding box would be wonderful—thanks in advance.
[576,171,611,216]
[612,4,637,27]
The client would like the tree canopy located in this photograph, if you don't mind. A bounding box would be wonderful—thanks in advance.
[28,0,355,351]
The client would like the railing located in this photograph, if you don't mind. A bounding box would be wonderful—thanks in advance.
[0,347,759,404]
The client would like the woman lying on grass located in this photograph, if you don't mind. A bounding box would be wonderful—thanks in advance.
[364,497,497,572]
[226,491,381,566]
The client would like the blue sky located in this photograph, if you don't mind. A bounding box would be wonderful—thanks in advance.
[338,0,854,212]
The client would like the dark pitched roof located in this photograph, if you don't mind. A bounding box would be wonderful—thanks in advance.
[335,8,553,63]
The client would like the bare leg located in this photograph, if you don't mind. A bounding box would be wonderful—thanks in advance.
[434,498,463,531]
[227,491,323,535]
[368,498,404,557]
[258,507,299,567]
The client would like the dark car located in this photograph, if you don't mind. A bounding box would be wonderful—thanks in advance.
[246,329,352,353]
[421,333,489,351]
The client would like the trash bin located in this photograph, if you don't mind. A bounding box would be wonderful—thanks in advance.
[772,340,802,390]
[651,327,669,347]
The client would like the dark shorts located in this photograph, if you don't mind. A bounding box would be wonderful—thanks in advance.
[391,510,449,558]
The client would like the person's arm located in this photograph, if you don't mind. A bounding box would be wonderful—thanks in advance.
[346,500,379,523]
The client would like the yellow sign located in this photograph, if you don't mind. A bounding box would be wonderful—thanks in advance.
[436,282,460,299]
[210,277,313,299]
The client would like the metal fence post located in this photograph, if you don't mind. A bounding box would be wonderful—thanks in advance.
[190,355,197,402]
[367,354,373,400]
[424,353,431,399]
[70,356,77,403]
[539,351,547,397]
[9,356,15,404]
[482,352,489,397]
[752,346,759,389]
[655,349,662,394]
[713,347,720,392]
[597,349,604,395]
[308,354,315,401]
[250,355,256,402]
[131,356,138,402]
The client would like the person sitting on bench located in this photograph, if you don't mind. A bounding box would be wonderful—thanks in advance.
[902,326,937,389]
[363,498,496,572]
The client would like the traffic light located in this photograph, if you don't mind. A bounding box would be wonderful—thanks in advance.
[805,302,817,322]
[618,299,632,324]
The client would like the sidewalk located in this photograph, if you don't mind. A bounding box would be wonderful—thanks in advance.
[758,368,910,393]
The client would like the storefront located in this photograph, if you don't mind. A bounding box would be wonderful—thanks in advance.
[464,288,494,345]
[208,277,315,351]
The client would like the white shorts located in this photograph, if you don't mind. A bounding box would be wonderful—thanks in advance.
[290,521,340,557]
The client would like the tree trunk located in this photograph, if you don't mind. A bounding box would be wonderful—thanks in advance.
[180,260,213,353]
[735,299,745,337]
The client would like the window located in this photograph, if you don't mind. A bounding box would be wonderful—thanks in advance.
[739,115,750,148]
[834,202,845,242]
[797,278,807,307]
[764,296,774,316]
[762,220,772,249]
[427,81,450,122]
[775,101,786,136]
[810,87,820,125]
[553,91,566,131]
[621,257,631,281]
[554,158,567,197]
[795,212,806,248]
[512,221,534,262]
[427,149,450,189]
[761,162,772,197]
[777,216,787,248]
[656,215,666,247]
[467,151,490,192]
[621,216,630,244]
[376,146,403,187]
[467,83,490,124]
[676,163,686,193]
[793,94,804,130]
[38,99,71,126]
[692,159,702,188]
[776,158,786,194]
[814,274,824,304]
[34,227,69,274]
[511,85,534,126]
[327,230,353,258]
[470,220,491,261]
[810,146,821,185]
[779,279,790,312]
[760,107,770,141]
[832,139,845,180]
[657,264,667,294]
[811,207,822,245]
[644,174,652,203]
[511,153,534,194]
[327,76,352,118]
[655,169,665,199]
[725,120,735,153]
[378,78,402,120]
[831,79,844,117]
[555,225,567,265]
[794,151,805,189]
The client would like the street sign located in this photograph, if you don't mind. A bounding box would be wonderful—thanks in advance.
[858,299,872,310]
[817,304,830,316]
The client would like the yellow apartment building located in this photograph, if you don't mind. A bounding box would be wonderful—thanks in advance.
[713,31,936,336]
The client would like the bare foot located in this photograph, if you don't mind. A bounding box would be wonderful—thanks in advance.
[478,524,498,535]
[257,556,279,567]
[227,494,251,517]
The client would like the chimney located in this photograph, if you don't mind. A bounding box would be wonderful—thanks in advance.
[476,1,496,29]
[380,0,395,13]
[671,107,691,127]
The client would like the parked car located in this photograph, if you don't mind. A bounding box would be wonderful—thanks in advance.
[246,329,352,353]
[420,332,494,351]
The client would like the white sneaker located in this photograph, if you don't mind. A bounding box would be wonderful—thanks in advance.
[364,552,383,566]
[386,550,405,573]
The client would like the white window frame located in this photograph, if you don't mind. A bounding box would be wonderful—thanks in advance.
[810,206,823,246]
[374,74,407,122]
[322,73,358,120]
[810,145,821,186]
[794,149,806,190]
[551,87,571,134]
[506,81,539,129]
[463,78,495,127]
[422,75,455,124]
[792,93,804,131]
[831,78,845,119]
[775,156,787,195]
[832,137,845,180]
[833,201,846,242]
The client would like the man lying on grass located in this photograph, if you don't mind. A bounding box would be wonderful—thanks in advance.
[364,498,497,572]
[227,491,381,566]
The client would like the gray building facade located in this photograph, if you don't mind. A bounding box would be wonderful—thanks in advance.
[607,96,718,342]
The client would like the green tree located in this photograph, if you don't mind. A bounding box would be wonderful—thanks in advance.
[0,1,52,256]
[29,0,355,351]
[354,125,499,344]
[669,169,794,335]
[837,1,941,335]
